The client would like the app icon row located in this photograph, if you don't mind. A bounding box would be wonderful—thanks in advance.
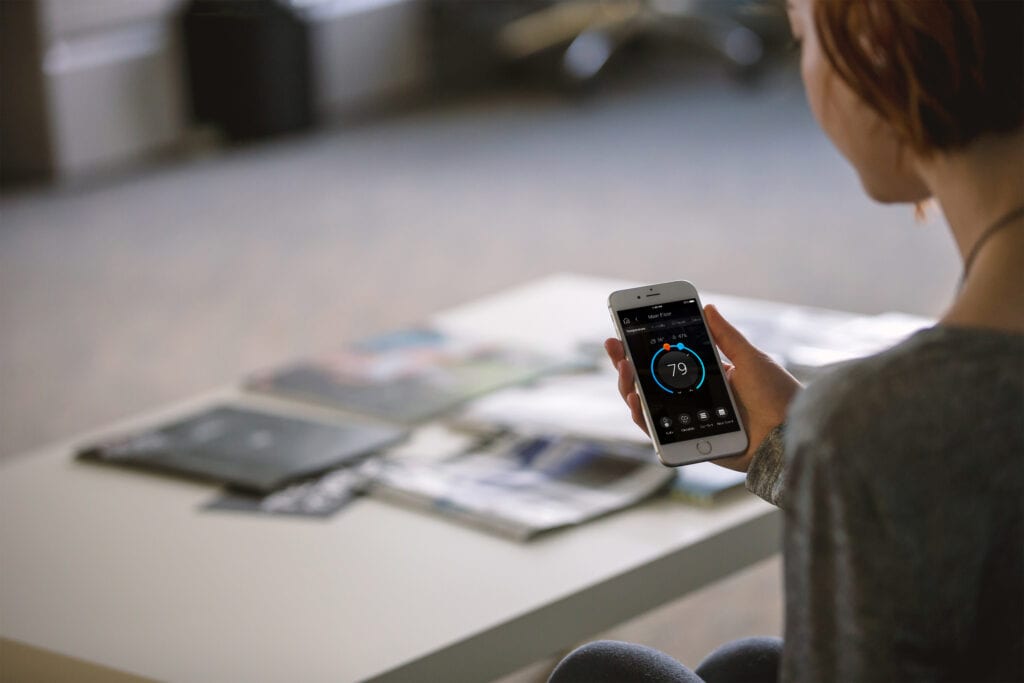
[659,406,728,430]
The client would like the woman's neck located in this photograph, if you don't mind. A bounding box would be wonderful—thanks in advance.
[915,129,1024,332]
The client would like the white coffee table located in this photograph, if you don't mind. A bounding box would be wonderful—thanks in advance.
[0,274,788,682]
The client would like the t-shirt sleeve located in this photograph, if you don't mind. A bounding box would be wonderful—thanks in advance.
[745,423,788,508]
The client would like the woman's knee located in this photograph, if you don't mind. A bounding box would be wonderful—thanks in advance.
[694,636,783,683]
[548,639,703,683]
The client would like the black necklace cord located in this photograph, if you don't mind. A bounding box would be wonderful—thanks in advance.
[960,203,1024,286]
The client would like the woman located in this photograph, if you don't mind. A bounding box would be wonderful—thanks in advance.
[550,0,1023,681]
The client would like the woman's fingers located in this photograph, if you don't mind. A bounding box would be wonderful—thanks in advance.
[626,392,649,434]
[607,337,635,403]
[617,359,635,402]
[722,359,735,381]
[604,338,625,368]
[607,337,649,435]
[608,338,637,404]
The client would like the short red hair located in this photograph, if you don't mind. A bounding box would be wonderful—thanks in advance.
[813,0,1023,154]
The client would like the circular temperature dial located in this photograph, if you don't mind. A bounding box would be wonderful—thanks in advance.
[651,343,705,394]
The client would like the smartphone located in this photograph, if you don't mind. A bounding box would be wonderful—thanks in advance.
[608,281,748,467]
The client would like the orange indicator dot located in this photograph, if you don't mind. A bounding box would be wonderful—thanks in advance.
[663,343,671,351]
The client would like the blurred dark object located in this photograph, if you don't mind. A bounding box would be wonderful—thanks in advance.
[430,0,790,91]
[0,0,53,185]
[430,1,550,89]
[181,0,313,142]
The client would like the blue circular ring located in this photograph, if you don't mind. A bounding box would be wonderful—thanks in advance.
[650,344,705,394]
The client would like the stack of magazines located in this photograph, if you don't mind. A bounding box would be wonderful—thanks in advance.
[77,303,928,540]
[77,328,583,497]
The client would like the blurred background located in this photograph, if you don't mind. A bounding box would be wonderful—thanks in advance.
[0,0,962,678]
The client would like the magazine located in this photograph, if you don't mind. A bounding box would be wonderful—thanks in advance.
[206,465,372,517]
[246,328,582,423]
[203,424,481,517]
[455,368,647,444]
[366,433,675,541]
[77,405,406,493]
[671,461,748,505]
[701,296,933,380]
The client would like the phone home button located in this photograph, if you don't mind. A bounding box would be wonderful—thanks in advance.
[696,441,713,455]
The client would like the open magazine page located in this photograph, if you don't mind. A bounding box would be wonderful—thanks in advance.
[454,368,647,445]
[703,295,933,380]
[246,328,587,423]
[366,434,675,541]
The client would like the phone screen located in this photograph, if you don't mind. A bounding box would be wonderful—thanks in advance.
[618,298,740,444]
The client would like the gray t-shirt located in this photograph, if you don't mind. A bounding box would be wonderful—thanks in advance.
[745,325,1024,682]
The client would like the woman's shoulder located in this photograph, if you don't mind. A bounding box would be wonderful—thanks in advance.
[786,325,1024,471]
[796,325,1023,413]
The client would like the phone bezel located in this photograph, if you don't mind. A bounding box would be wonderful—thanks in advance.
[608,280,749,467]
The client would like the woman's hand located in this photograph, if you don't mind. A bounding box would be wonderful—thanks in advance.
[604,304,802,473]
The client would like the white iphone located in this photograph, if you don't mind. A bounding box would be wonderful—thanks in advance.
[608,281,748,467]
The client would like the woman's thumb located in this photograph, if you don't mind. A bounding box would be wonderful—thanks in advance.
[705,304,757,363]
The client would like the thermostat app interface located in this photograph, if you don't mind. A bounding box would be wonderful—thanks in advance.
[619,299,740,444]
